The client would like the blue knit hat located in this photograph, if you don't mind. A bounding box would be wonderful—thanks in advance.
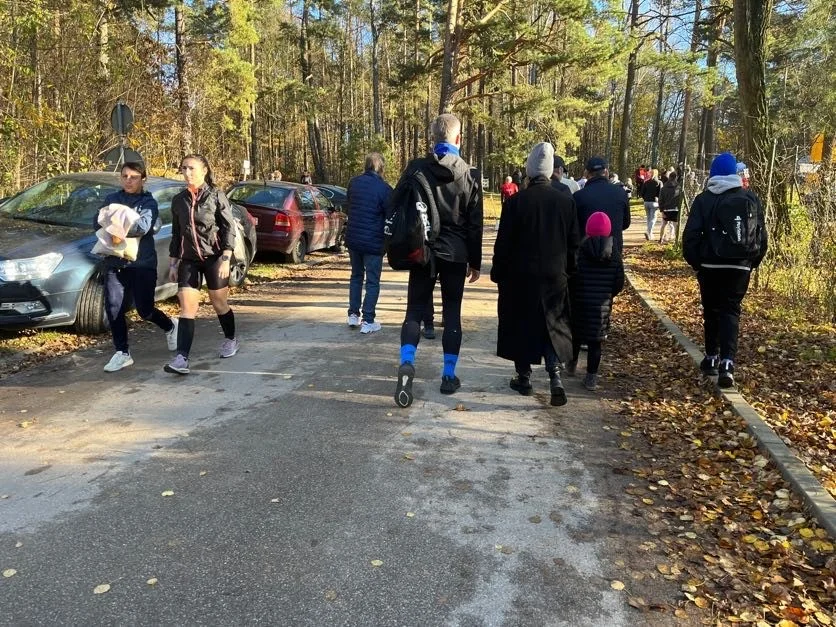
[710,152,738,177]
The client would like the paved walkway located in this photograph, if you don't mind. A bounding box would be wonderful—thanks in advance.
[0,231,694,625]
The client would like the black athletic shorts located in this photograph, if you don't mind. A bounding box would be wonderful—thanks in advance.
[177,255,229,291]
[661,210,680,223]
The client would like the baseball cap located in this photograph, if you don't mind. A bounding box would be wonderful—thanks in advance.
[586,156,607,173]
[553,155,567,170]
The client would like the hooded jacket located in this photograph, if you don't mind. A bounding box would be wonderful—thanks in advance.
[345,170,393,254]
[658,178,682,212]
[400,153,483,269]
[641,177,662,202]
[682,174,768,271]
[169,184,236,261]
[569,235,625,342]
[95,190,159,270]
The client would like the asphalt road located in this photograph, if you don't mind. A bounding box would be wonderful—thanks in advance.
[0,231,694,626]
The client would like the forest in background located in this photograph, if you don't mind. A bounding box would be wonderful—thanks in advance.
[0,0,834,314]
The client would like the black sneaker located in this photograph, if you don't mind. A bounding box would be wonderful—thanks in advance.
[718,360,735,389]
[700,355,719,376]
[549,373,568,406]
[440,375,460,394]
[395,363,415,407]
[510,373,533,396]
[423,325,436,340]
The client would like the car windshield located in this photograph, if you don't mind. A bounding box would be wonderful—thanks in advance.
[0,178,120,228]
[228,184,291,209]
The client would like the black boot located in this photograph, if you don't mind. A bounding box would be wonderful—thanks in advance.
[510,372,533,396]
[549,371,567,406]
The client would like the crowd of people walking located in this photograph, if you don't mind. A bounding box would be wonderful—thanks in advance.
[93,113,766,406]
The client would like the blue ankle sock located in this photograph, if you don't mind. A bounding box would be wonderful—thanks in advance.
[443,353,458,378]
[400,344,416,365]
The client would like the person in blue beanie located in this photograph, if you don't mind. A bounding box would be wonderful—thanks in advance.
[394,113,483,408]
[682,152,768,388]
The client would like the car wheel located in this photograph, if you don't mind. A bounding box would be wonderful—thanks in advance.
[288,235,307,264]
[330,228,345,253]
[73,272,109,335]
[228,244,252,287]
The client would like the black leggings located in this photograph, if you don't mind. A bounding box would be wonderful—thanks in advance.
[401,259,467,355]
[573,340,603,375]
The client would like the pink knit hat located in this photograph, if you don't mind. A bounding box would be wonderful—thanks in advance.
[586,211,612,237]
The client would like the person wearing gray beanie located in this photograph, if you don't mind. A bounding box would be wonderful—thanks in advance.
[492,141,580,406]
[525,142,555,180]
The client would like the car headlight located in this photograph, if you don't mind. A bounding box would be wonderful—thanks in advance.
[0,253,64,281]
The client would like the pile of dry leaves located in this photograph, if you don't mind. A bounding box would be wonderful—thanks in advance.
[603,285,835,625]
[624,245,836,500]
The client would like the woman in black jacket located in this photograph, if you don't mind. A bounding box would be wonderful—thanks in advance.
[641,168,662,240]
[568,212,625,390]
[164,154,238,375]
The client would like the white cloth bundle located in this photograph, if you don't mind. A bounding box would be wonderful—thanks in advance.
[92,203,141,261]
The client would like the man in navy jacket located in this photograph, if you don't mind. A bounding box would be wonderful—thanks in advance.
[573,157,631,258]
[345,153,393,334]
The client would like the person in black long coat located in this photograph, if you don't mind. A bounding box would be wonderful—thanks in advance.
[491,142,580,407]
[568,211,625,391]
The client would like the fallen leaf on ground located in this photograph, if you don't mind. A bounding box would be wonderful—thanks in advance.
[160,490,174,497]
[370,560,383,567]
[146,578,158,586]
[611,580,625,590]
[3,569,17,578]
[93,584,110,594]
[324,590,337,601]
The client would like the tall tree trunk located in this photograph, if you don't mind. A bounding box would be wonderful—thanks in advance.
[438,0,462,114]
[249,42,258,176]
[299,0,327,182]
[678,0,702,165]
[617,0,640,181]
[702,10,725,171]
[175,1,193,154]
[733,0,784,230]
[651,7,669,170]
[605,80,616,164]
[369,0,383,135]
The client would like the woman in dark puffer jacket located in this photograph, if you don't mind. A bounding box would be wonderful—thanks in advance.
[568,211,625,390]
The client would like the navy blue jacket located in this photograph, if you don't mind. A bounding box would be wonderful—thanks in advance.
[573,176,631,258]
[95,190,159,270]
[345,170,392,255]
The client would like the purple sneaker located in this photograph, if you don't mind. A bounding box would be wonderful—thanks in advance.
[164,354,190,375]
[219,338,240,358]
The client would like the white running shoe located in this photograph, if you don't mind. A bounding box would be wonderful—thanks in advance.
[347,314,360,328]
[104,351,134,372]
[165,318,179,351]
[360,321,381,334]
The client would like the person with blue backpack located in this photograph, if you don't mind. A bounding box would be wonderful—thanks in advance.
[682,152,768,388]
[390,113,483,407]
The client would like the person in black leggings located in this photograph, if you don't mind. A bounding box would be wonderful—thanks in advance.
[394,114,483,407]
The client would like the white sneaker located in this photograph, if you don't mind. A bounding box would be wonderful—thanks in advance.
[104,351,133,372]
[165,318,179,351]
[347,314,360,328]
[360,321,381,334]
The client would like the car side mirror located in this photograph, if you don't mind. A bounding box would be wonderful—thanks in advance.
[152,217,162,234]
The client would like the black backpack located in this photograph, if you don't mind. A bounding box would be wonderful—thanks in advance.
[706,189,762,260]
[384,163,440,270]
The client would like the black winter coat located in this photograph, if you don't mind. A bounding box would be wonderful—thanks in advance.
[658,179,682,211]
[399,153,483,270]
[169,184,236,261]
[491,177,580,364]
[569,236,625,343]
[641,178,662,202]
[574,176,631,258]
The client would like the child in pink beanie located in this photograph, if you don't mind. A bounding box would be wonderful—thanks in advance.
[568,211,625,390]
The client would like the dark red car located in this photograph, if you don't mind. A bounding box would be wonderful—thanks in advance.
[227,181,346,263]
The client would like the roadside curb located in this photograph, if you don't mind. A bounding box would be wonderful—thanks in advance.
[625,269,836,539]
